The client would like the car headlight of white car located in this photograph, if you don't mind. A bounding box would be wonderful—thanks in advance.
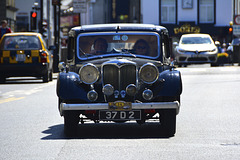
[209,48,217,52]
[177,48,186,53]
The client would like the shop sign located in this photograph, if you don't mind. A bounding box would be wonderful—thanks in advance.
[60,14,80,27]
[174,23,200,35]
[233,25,240,36]
[52,0,59,5]
[73,0,87,13]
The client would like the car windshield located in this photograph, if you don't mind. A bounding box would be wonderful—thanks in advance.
[77,32,160,59]
[181,37,212,44]
[1,35,42,50]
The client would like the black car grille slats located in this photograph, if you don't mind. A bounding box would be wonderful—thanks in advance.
[103,64,136,91]
[120,65,136,90]
[103,65,119,89]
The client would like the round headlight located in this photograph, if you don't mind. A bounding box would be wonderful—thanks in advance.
[79,63,99,84]
[139,63,159,84]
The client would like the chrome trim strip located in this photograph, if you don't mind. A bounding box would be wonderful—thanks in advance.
[60,101,179,111]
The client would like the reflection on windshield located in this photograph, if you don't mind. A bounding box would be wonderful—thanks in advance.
[77,33,159,59]
[181,37,212,44]
[1,36,41,50]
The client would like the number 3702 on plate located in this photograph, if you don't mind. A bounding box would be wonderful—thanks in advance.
[99,110,141,120]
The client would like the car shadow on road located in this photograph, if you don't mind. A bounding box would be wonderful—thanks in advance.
[41,122,173,140]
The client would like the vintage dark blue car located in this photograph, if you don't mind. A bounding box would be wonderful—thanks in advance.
[57,24,182,137]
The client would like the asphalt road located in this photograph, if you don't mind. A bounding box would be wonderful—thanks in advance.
[0,64,240,160]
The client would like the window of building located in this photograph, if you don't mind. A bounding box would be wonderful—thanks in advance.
[161,0,176,24]
[199,0,214,23]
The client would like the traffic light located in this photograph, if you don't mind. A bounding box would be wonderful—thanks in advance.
[229,27,233,34]
[30,11,37,30]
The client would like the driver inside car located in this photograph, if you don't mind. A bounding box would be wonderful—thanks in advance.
[91,38,108,55]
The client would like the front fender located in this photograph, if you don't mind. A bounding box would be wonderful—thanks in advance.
[56,72,90,102]
[155,70,182,97]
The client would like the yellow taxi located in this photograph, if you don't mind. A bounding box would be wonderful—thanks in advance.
[0,32,54,83]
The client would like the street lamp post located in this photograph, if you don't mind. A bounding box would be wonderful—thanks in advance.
[52,0,61,72]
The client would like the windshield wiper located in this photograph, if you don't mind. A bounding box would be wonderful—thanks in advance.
[79,47,89,58]
[121,49,136,58]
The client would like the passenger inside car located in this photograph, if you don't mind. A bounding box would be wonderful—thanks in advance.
[6,40,17,49]
[133,39,150,55]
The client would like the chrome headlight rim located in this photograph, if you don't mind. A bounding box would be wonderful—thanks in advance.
[79,63,99,84]
[139,63,159,84]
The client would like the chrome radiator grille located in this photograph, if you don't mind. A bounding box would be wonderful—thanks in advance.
[103,64,136,91]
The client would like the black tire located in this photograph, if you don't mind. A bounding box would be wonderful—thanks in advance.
[0,76,6,84]
[210,63,219,67]
[64,111,80,137]
[42,72,49,83]
[49,70,53,81]
[159,109,176,137]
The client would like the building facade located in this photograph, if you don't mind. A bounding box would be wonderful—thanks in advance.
[141,0,234,43]
[0,0,18,32]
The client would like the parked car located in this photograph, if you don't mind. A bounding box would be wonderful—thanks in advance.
[174,33,218,66]
[227,37,240,64]
[57,24,182,137]
[227,37,240,53]
[0,32,54,83]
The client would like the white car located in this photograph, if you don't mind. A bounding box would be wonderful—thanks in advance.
[175,34,218,66]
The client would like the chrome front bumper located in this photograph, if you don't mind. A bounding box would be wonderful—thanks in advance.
[60,101,180,115]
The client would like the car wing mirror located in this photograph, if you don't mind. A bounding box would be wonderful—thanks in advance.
[173,42,179,46]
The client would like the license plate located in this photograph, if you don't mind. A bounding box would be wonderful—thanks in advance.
[99,110,141,120]
[16,54,26,62]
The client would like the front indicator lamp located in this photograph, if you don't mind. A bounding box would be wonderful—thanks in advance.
[87,90,98,101]
[142,89,153,100]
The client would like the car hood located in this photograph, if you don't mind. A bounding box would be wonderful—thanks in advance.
[76,57,163,68]
[178,44,216,52]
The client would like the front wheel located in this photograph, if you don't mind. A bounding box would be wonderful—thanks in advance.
[159,109,176,137]
[64,111,80,137]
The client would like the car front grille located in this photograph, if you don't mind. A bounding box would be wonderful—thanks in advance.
[188,57,208,61]
[103,64,136,91]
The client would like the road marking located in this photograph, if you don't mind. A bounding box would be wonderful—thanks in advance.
[1,81,56,99]
[219,67,238,72]
[0,97,25,104]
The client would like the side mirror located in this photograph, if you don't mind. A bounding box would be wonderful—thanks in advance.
[49,45,56,50]
[173,42,179,46]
